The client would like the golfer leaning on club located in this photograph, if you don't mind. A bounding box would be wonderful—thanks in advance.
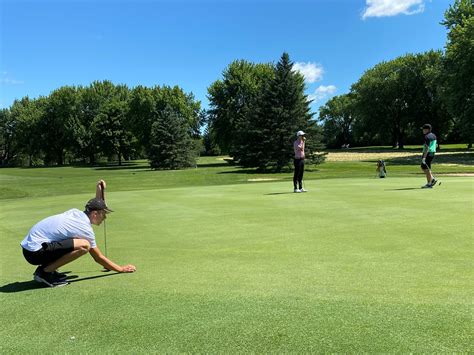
[20,180,136,287]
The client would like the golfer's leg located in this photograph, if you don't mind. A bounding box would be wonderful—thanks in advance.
[43,239,90,272]
[427,159,434,181]
[423,168,431,183]
[293,159,299,189]
[299,160,305,189]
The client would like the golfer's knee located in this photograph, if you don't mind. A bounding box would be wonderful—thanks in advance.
[75,239,91,254]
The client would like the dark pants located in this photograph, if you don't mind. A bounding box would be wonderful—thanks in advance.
[22,240,74,267]
[293,158,305,189]
[421,154,434,170]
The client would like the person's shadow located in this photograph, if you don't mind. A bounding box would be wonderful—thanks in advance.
[0,272,119,293]
[0,280,48,292]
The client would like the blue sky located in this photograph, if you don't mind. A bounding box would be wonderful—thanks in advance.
[0,0,450,112]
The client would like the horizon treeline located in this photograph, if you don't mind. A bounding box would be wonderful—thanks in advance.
[1,0,472,169]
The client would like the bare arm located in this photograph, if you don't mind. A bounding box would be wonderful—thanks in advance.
[89,247,136,273]
[422,144,428,159]
[96,180,106,200]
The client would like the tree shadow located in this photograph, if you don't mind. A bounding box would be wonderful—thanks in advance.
[196,162,230,168]
[93,165,151,171]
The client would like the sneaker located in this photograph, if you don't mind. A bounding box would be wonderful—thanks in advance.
[294,189,301,193]
[33,267,69,287]
[430,178,438,187]
[421,183,432,189]
[53,271,68,280]
[300,188,308,192]
[34,266,67,280]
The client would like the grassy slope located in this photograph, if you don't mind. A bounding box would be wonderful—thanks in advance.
[0,156,473,353]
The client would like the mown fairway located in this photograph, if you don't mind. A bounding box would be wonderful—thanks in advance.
[0,156,473,353]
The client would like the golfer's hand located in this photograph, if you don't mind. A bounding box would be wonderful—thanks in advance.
[97,179,106,189]
[120,264,136,273]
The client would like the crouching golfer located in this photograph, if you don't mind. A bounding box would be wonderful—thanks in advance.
[21,180,136,287]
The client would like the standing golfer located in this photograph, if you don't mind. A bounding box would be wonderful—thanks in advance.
[293,130,307,193]
[21,180,136,287]
[420,123,438,188]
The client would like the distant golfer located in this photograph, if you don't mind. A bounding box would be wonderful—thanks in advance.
[21,180,136,287]
[376,159,387,178]
[420,123,438,188]
[293,130,307,193]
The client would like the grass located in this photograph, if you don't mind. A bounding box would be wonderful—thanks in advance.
[0,153,473,353]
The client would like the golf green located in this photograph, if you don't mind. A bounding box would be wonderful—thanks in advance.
[1,176,472,352]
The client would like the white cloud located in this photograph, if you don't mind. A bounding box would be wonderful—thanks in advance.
[293,62,324,83]
[0,78,24,85]
[0,72,24,85]
[308,85,337,102]
[362,0,425,19]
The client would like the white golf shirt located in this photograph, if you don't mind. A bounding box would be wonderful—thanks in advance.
[21,208,96,252]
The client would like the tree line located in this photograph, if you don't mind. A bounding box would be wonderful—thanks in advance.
[0,81,203,168]
[1,0,471,170]
[319,0,473,149]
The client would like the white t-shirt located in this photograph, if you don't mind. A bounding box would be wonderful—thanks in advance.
[21,208,96,251]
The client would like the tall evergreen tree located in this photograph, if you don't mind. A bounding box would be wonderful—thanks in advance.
[237,52,317,171]
[148,106,197,169]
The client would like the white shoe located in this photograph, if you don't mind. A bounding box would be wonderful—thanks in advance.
[300,188,307,192]
[294,189,301,193]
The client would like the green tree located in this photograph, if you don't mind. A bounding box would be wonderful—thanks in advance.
[40,86,79,165]
[128,85,202,158]
[13,97,46,166]
[75,80,130,164]
[351,51,450,148]
[94,98,135,166]
[319,94,357,148]
[237,52,317,171]
[0,108,15,166]
[441,0,474,147]
[207,60,274,154]
[148,106,198,169]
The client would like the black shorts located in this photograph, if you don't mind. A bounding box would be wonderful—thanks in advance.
[22,239,74,266]
[421,154,434,169]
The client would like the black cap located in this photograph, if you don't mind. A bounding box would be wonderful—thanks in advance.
[421,123,432,130]
[85,198,113,213]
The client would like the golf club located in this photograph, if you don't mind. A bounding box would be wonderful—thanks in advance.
[100,181,110,272]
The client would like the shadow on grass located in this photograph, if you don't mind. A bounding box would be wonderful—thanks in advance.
[0,273,119,293]
[196,162,230,168]
[0,280,48,292]
[265,192,296,195]
[93,166,151,171]
[385,187,421,191]
[68,272,119,283]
